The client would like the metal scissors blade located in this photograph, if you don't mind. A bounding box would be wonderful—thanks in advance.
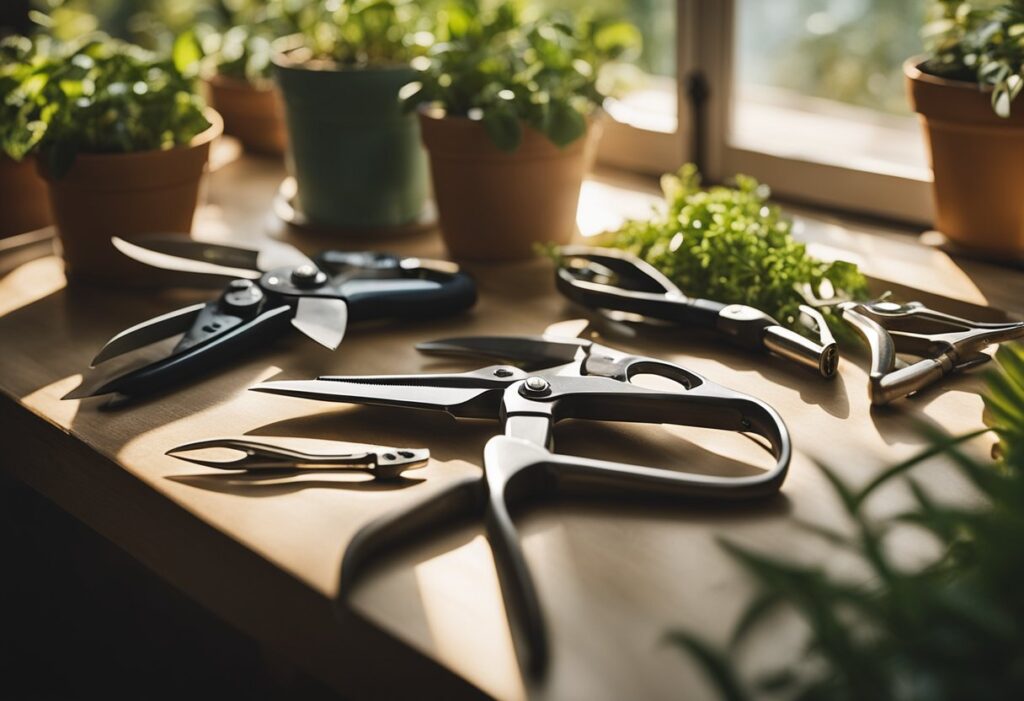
[291,297,348,350]
[166,438,429,479]
[113,236,264,280]
[250,378,502,417]
[417,336,590,367]
[90,302,207,366]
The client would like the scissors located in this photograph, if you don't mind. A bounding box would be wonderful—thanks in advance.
[555,246,838,378]
[246,335,791,677]
[841,299,1024,405]
[66,235,476,401]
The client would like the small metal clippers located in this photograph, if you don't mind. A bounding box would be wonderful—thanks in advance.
[166,438,429,480]
[555,246,838,378]
[841,299,1024,405]
[251,335,791,677]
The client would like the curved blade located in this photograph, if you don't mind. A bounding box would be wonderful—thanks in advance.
[255,239,316,272]
[91,302,207,366]
[113,237,263,280]
[292,298,348,350]
[251,379,499,417]
[417,336,590,367]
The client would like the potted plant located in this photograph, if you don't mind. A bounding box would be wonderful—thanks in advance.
[271,0,431,231]
[187,0,300,156]
[404,1,639,260]
[5,34,221,283]
[0,35,52,237]
[908,0,1024,256]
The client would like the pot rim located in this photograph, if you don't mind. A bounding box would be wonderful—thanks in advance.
[271,46,412,74]
[903,55,991,93]
[207,72,275,92]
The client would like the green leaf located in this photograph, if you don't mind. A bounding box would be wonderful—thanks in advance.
[172,30,202,77]
[545,99,586,147]
[482,107,521,151]
[664,632,752,701]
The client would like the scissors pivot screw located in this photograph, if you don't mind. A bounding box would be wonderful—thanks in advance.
[291,264,327,288]
[524,376,551,394]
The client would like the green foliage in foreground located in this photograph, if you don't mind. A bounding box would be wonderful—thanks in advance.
[0,33,210,176]
[602,164,869,337]
[670,343,1024,700]
[922,0,1024,117]
[403,0,640,151]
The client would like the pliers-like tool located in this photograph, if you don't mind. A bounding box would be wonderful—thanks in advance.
[554,246,838,378]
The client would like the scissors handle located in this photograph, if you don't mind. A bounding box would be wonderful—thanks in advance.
[340,271,477,322]
[555,266,724,328]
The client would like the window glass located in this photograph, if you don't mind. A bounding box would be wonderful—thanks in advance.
[733,0,929,178]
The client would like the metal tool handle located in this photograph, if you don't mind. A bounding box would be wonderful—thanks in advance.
[555,266,724,328]
[842,303,949,405]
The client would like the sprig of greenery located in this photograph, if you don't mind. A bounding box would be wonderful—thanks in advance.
[670,343,1024,700]
[0,33,210,177]
[922,0,1024,117]
[403,0,640,151]
[600,164,869,337]
[288,0,428,68]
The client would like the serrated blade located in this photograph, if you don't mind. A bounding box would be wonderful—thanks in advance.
[291,297,348,350]
[113,236,263,280]
[251,379,496,416]
[91,302,207,366]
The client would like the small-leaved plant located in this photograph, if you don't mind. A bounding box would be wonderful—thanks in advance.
[599,164,869,338]
[922,0,1024,117]
[403,0,640,151]
[1,33,210,177]
[289,0,428,68]
[668,342,1024,700]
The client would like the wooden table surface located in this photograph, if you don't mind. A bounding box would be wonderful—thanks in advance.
[1,142,1018,700]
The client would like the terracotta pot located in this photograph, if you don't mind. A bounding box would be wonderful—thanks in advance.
[206,74,287,156]
[0,155,52,238]
[906,57,1024,255]
[273,51,428,230]
[418,110,601,260]
[39,110,223,284]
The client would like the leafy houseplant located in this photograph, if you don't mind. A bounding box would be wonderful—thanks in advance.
[187,0,302,155]
[598,165,869,338]
[271,0,432,231]
[907,0,1024,256]
[405,0,639,260]
[0,35,52,237]
[669,342,1024,699]
[1,33,220,283]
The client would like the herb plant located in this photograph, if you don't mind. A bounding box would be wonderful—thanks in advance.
[403,0,640,151]
[670,342,1024,700]
[288,0,428,68]
[600,164,869,337]
[0,34,210,177]
[922,0,1024,117]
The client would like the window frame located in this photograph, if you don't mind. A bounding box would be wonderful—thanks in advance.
[595,0,936,226]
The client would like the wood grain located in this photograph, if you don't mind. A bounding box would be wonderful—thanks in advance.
[0,140,1016,700]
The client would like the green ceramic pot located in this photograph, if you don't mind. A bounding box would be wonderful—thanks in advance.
[273,53,427,229]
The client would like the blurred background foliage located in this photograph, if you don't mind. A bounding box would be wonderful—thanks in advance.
[7,0,939,116]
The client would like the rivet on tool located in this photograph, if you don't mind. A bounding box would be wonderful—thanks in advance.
[524,376,550,394]
[494,368,514,378]
[291,264,326,289]
[228,279,253,291]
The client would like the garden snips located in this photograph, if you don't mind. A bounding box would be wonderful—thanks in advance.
[65,235,477,401]
[554,246,838,378]
[840,299,1024,405]
[249,334,791,677]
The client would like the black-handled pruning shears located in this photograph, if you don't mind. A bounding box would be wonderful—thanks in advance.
[66,235,476,401]
[554,246,839,378]
[245,334,791,678]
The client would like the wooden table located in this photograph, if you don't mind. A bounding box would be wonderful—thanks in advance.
[1,143,1017,700]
